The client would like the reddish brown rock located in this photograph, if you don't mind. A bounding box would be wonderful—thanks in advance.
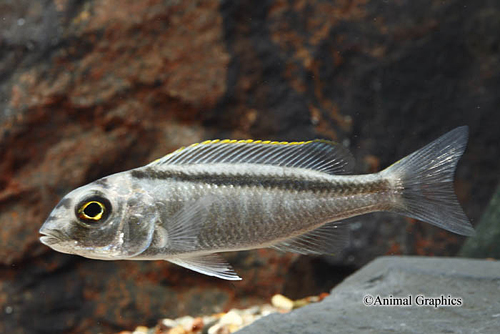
[0,0,499,333]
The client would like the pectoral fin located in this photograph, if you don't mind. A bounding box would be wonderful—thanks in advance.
[167,254,241,281]
[159,196,214,251]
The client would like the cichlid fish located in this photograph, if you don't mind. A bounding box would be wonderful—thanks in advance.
[40,126,474,280]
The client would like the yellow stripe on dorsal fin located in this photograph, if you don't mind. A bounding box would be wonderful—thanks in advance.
[147,139,354,175]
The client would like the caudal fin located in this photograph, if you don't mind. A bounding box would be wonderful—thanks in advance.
[381,126,475,236]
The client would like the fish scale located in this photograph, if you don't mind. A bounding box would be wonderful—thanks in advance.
[147,165,395,252]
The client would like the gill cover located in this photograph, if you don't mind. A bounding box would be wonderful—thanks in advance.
[115,190,158,258]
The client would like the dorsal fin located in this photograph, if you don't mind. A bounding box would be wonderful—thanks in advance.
[148,139,354,175]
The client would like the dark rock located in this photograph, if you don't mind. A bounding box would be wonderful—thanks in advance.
[460,185,500,259]
[237,256,500,334]
[0,0,499,333]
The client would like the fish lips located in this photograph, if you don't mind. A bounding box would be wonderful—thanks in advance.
[39,228,78,256]
[39,229,63,246]
[39,218,68,246]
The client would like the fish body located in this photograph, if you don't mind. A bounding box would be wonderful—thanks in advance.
[40,127,474,280]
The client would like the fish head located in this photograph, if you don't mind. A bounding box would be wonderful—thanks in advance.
[39,173,158,260]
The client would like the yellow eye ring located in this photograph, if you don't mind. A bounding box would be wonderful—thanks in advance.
[78,201,106,221]
[75,195,112,225]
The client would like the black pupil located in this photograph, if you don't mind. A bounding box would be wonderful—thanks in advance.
[84,202,102,218]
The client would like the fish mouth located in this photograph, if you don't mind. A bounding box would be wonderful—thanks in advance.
[40,235,59,246]
[39,229,66,246]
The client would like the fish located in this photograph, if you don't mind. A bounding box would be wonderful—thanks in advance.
[39,126,475,280]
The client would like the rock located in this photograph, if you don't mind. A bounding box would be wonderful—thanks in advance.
[177,316,195,331]
[159,319,178,331]
[460,185,500,259]
[219,310,243,327]
[292,295,321,309]
[191,317,204,332]
[130,296,328,334]
[270,294,294,311]
[208,324,230,334]
[167,327,187,334]
[0,0,499,333]
[236,256,500,334]
[134,326,149,334]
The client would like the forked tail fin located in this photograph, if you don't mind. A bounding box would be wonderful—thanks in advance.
[381,126,475,236]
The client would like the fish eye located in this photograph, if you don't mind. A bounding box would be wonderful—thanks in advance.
[76,196,112,224]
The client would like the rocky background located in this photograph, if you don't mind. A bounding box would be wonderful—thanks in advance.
[0,0,498,333]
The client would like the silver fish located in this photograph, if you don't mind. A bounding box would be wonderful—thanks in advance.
[39,126,474,280]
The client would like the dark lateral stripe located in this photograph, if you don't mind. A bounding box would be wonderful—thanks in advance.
[131,168,388,194]
[131,168,331,192]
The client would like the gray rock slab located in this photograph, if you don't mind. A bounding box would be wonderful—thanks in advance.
[460,185,500,259]
[237,256,500,334]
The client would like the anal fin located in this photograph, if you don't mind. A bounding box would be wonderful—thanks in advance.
[167,254,242,281]
[271,222,349,255]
